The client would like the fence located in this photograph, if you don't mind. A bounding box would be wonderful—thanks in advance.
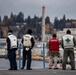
[0,39,76,69]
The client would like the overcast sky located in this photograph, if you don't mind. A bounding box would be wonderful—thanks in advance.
[0,0,76,22]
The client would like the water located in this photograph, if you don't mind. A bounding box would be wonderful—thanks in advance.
[0,58,49,70]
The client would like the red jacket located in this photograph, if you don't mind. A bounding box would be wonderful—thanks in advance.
[49,38,59,52]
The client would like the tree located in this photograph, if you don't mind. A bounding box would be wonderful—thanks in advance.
[38,17,42,22]
[54,17,59,29]
[16,12,24,23]
[59,19,63,30]
[45,16,50,25]
[3,15,13,26]
[58,14,66,30]
[32,15,39,27]
[62,14,66,28]
[10,12,17,23]
[3,16,8,22]
[0,16,1,22]
[26,15,31,25]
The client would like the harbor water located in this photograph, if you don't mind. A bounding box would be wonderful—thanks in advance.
[0,58,49,70]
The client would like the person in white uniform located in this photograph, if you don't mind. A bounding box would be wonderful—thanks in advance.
[6,30,18,70]
[61,30,76,70]
[21,29,35,70]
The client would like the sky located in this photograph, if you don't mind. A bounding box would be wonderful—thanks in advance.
[0,0,76,22]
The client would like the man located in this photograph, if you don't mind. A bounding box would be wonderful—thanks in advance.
[6,30,18,70]
[61,30,76,70]
[21,29,35,70]
[48,34,59,69]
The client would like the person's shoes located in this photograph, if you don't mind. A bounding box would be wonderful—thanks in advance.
[14,68,17,70]
[8,68,17,70]
[62,68,66,70]
[71,68,75,70]
[21,67,24,70]
[8,68,14,70]
[54,67,58,69]
[8,68,13,70]
[49,68,51,69]
[26,68,32,70]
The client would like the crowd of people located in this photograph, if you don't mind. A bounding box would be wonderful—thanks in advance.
[6,29,76,70]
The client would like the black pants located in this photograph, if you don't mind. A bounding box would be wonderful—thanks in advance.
[22,48,32,69]
[8,50,17,70]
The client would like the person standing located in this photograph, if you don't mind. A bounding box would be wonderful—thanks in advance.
[21,29,35,70]
[48,34,59,69]
[61,30,76,70]
[6,30,18,70]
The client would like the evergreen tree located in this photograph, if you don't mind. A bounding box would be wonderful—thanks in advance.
[45,16,50,25]
[38,17,42,22]
[62,14,66,28]
[10,12,17,23]
[33,15,39,26]
[59,19,63,30]
[0,16,1,22]
[16,12,24,23]
[26,15,31,25]
[54,17,59,29]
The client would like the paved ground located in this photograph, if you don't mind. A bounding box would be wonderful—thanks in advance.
[0,68,76,75]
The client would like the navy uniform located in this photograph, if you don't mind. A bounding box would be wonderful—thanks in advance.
[61,30,76,70]
[6,30,18,70]
[21,29,35,70]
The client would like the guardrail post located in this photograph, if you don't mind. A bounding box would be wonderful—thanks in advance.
[18,43,22,69]
[43,43,45,68]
